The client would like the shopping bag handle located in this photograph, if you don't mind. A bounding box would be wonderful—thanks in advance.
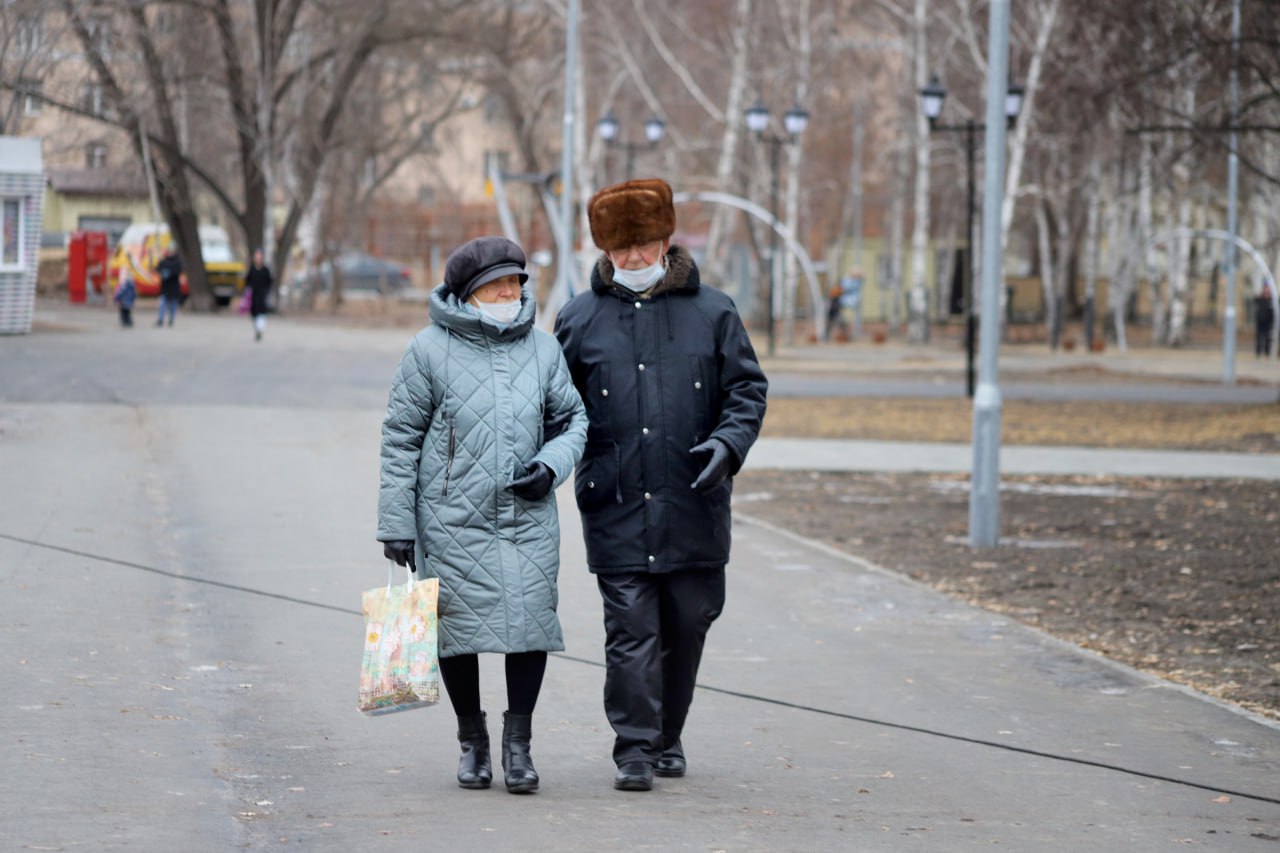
[386,560,415,593]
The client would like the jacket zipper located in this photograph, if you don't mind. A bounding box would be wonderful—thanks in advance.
[442,420,457,496]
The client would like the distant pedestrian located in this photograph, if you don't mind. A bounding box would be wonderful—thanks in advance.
[824,283,843,341]
[244,248,273,342]
[113,271,136,327]
[155,244,183,327]
[1256,283,1275,358]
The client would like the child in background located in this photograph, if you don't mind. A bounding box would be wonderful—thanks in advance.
[113,271,137,327]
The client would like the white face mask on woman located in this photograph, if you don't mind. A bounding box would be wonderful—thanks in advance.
[612,258,666,293]
[471,297,522,325]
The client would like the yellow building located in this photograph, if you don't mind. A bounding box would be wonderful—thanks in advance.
[42,166,152,248]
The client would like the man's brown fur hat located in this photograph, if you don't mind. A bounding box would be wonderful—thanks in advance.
[587,178,676,253]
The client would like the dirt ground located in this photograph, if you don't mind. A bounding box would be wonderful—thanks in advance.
[739,397,1280,722]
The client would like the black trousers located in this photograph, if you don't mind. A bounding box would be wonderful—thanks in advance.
[597,567,726,766]
[1257,324,1273,357]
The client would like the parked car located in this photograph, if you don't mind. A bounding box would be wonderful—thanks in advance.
[291,251,412,297]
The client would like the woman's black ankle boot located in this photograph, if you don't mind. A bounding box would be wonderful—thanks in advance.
[501,712,539,793]
[456,712,492,789]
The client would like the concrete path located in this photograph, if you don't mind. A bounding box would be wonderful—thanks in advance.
[767,372,1280,404]
[748,438,1280,480]
[1,301,1277,850]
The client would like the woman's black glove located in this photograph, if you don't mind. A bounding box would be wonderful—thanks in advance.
[690,438,732,493]
[509,462,555,501]
[382,540,417,570]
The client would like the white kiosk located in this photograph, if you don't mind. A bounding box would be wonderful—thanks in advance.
[0,137,45,334]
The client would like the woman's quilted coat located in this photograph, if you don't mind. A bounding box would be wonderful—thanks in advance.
[378,284,587,657]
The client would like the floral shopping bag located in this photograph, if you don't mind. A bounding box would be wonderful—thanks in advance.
[358,566,440,715]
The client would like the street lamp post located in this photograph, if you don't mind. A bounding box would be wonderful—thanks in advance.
[745,101,809,357]
[596,111,666,181]
[919,75,1023,397]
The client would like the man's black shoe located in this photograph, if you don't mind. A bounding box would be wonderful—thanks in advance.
[613,761,654,791]
[655,749,686,778]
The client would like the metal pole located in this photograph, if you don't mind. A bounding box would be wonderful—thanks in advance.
[965,119,977,399]
[968,0,1010,548]
[1224,0,1240,383]
[767,136,781,357]
[555,0,579,302]
[626,143,636,182]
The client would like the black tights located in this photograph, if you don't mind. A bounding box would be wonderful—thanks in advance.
[438,651,547,717]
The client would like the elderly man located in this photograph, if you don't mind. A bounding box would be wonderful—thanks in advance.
[554,178,767,791]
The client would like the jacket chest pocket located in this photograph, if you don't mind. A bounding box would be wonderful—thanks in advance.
[574,431,621,512]
[689,356,711,442]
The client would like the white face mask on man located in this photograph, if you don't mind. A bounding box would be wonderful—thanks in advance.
[470,297,522,325]
[612,257,666,293]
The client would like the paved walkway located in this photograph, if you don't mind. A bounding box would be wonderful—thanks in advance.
[2,300,1277,849]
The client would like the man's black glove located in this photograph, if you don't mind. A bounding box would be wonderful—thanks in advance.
[690,438,732,493]
[543,409,573,443]
[382,540,417,571]
[509,462,555,501]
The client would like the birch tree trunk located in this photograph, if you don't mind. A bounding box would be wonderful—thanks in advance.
[999,0,1061,245]
[1035,196,1056,347]
[887,142,908,332]
[702,0,752,285]
[1137,136,1160,344]
[906,0,931,343]
[1082,152,1102,351]
[1051,187,1072,349]
[847,98,867,275]
[1166,83,1197,347]
[1109,190,1135,351]
[1166,159,1194,346]
[781,0,811,345]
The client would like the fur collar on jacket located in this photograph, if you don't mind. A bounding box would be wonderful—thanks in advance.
[590,244,699,299]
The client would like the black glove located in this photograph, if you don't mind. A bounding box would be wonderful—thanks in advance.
[690,438,732,493]
[382,540,416,571]
[509,462,555,501]
[543,409,573,442]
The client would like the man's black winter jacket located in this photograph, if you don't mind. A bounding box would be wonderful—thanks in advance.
[554,245,767,574]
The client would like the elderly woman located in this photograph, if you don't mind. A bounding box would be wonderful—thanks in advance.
[377,237,587,794]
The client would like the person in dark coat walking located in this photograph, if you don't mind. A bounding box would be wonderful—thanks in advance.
[155,243,183,327]
[1255,282,1275,358]
[554,178,768,792]
[244,249,273,341]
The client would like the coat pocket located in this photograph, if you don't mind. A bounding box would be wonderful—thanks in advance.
[441,419,458,497]
[574,434,620,513]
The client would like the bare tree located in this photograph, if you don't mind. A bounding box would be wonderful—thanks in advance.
[34,0,473,307]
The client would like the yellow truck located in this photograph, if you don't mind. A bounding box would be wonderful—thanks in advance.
[109,223,246,305]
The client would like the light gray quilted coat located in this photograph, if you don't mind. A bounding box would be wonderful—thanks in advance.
[378,284,587,657]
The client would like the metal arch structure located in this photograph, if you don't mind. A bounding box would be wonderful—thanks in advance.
[1138,228,1278,358]
[672,190,826,342]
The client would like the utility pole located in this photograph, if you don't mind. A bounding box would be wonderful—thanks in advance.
[968,0,1010,548]
[1224,0,1240,383]
[555,0,580,302]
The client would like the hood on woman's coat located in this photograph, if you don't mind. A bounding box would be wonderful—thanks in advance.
[429,281,537,342]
